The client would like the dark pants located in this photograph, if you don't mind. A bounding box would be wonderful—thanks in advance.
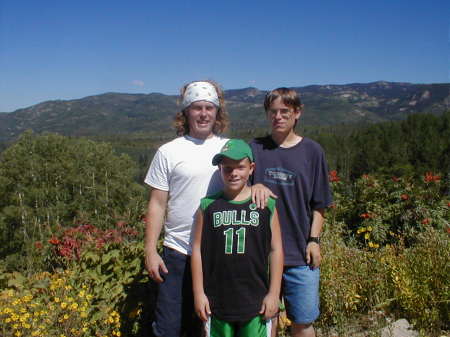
[152,247,202,337]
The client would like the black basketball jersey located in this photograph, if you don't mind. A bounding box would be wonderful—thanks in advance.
[200,192,275,322]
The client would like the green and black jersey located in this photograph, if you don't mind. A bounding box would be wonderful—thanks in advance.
[200,192,276,322]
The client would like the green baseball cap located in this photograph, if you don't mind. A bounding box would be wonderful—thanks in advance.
[212,139,254,166]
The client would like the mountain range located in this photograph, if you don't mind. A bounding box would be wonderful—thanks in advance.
[1,81,449,142]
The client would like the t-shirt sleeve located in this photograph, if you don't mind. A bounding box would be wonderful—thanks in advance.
[311,149,333,210]
[144,149,170,191]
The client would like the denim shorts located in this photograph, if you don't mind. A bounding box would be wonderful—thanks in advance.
[282,265,320,324]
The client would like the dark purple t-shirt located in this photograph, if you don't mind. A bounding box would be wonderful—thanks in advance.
[250,136,333,266]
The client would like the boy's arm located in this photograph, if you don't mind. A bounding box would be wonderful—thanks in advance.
[260,208,283,319]
[306,208,325,268]
[144,188,169,283]
[191,209,211,322]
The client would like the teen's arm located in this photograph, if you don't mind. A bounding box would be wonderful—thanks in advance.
[260,209,283,319]
[144,188,169,283]
[251,184,278,209]
[306,208,325,268]
[191,209,211,322]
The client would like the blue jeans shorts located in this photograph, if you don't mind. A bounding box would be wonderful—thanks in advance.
[282,266,320,324]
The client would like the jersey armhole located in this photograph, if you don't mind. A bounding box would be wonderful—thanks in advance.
[267,197,276,226]
[200,191,223,211]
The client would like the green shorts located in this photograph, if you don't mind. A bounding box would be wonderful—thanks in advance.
[205,315,272,337]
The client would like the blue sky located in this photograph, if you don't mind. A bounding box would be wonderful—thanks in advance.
[0,0,448,112]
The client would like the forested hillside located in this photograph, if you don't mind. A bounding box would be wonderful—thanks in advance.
[1,81,449,143]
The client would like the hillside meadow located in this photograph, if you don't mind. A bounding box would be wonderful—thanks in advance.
[0,131,449,337]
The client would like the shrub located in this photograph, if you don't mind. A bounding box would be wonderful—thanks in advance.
[329,172,449,248]
[386,226,450,332]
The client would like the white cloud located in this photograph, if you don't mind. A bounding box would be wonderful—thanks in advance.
[131,80,145,87]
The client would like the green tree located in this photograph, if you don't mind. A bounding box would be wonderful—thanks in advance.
[0,131,146,268]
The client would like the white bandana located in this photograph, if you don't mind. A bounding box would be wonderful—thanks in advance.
[182,81,220,109]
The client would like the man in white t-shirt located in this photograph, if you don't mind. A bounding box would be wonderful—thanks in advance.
[144,81,229,337]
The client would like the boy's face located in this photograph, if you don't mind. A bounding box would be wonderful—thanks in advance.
[219,157,255,192]
[266,97,301,134]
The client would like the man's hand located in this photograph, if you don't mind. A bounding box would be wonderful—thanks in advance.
[259,292,279,319]
[194,292,211,322]
[145,252,168,283]
[251,183,277,209]
[306,242,321,268]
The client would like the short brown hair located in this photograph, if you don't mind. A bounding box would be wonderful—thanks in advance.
[264,87,303,112]
[173,80,229,136]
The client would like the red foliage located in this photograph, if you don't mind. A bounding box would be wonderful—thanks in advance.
[424,172,441,183]
[391,176,400,182]
[329,170,340,183]
[48,237,61,245]
[34,241,43,250]
[360,213,371,219]
[421,218,430,225]
[50,222,139,260]
[401,194,409,201]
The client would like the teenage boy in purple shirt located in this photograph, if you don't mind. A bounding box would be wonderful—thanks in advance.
[251,88,333,337]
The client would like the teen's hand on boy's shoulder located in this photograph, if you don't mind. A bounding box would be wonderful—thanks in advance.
[194,293,211,322]
[251,184,277,209]
[259,292,279,319]
[306,242,321,268]
[145,252,168,283]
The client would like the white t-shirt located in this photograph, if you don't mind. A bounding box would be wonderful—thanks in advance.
[145,135,228,255]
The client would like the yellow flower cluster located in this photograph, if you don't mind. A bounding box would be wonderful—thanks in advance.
[356,226,373,234]
[104,310,121,336]
[0,271,98,337]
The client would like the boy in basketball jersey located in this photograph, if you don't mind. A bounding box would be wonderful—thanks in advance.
[191,139,284,337]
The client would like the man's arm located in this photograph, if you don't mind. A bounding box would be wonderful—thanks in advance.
[191,209,211,322]
[260,209,283,319]
[144,188,169,283]
[251,183,277,209]
[306,208,325,268]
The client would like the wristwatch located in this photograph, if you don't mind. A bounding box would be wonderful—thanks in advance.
[307,236,320,244]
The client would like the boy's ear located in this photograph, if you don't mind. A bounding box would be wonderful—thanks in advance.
[249,162,255,174]
[295,104,304,119]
